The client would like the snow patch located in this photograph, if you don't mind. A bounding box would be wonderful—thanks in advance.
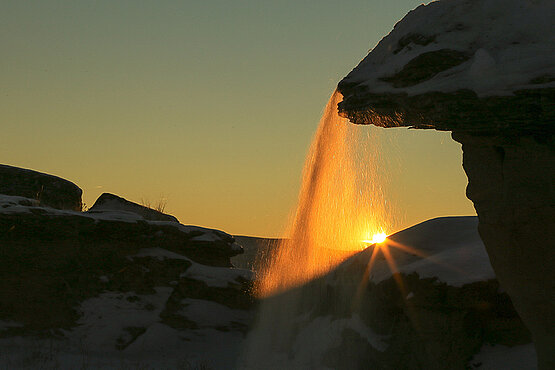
[342,0,555,96]
[362,217,496,287]
[68,288,173,351]
[243,314,387,369]
[130,247,254,287]
[184,262,254,288]
[178,298,251,328]
[472,343,537,369]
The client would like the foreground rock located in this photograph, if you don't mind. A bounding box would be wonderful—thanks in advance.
[242,217,534,369]
[336,1,554,367]
[0,194,254,368]
[0,164,82,211]
[89,192,179,222]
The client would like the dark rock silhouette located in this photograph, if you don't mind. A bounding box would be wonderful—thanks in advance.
[336,0,554,368]
[89,192,179,223]
[0,194,251,339]
[0,164,82,211]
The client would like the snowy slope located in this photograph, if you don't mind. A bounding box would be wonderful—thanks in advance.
[244,216,535,369]
[359,216,496,287]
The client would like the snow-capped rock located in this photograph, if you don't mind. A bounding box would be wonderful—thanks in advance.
[0,193,254,368]
[88,192,179,222]
[335,2,555,367]
[337,0,555,135]
[340,0,555,98]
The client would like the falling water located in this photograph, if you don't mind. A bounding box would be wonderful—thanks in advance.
[241,90,395,368]
[257,90,392,297]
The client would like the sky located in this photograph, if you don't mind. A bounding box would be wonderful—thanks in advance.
[1,0,475,237]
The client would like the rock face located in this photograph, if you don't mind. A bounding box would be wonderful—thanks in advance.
[337,0,555,114]
[335,1,555,368]
[338,87,555,136]
[0,164,82,211]
[0,194,253,368]
[452,132,555,368]
[89,192,179,222]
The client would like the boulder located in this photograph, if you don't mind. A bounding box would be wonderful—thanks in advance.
[337,0,555,136]
[0,164,82,211]
[89,192,179,222]
[335,1,555,367]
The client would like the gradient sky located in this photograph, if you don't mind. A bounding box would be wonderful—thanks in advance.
[1,0,475,237]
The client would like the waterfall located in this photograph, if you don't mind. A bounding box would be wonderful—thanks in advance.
[241,91,395,368]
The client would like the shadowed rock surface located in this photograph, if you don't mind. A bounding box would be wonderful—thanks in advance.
[89,192,179,222]
[338,87,555,136]
[242,217,533,369]
[0,164,82,211]
[336,0,554,368]
[0,194,253,346]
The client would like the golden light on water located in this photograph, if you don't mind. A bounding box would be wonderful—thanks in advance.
[255,91,396,297]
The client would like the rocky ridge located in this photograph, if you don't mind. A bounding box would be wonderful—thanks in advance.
[0,164,83,211]
[0,192,254,368]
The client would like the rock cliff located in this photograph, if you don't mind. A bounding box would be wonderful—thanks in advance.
[336,0,554,368]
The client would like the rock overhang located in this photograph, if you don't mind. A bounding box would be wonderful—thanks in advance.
[337,0,555,136]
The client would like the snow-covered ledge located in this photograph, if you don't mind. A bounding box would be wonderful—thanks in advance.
[336,1,554,368]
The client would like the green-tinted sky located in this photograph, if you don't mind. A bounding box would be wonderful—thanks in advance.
[1,0,475,237]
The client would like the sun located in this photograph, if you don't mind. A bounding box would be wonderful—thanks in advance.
[363,232,387,245]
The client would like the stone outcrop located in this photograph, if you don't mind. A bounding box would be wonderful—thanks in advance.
[451,132,555,368]
[338,88,555,370]
[0,164,82,211]
[338,86,555,137]
[0,194,251,338]
[89,192,179,222]
[243,217,533,369]
[335,1,555,367]
[338,84,555,370]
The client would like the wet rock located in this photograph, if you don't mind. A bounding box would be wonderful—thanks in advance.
[0,164,82,211]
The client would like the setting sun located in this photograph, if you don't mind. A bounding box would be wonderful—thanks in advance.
[363,232,388,245]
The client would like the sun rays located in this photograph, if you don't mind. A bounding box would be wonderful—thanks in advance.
[255,91,393,298]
